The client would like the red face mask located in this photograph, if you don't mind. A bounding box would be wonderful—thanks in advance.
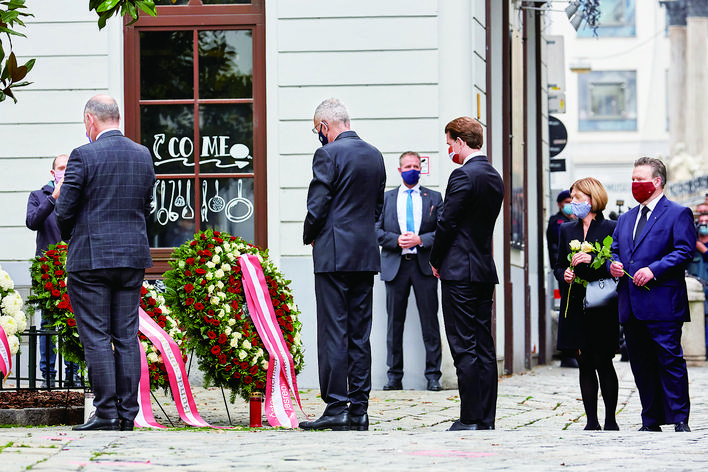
[448,145,461,165]
[632,181,656,204]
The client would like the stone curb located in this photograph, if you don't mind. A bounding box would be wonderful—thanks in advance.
[0,406,83,426]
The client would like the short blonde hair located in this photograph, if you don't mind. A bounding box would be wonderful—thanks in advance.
[570,177,608,213]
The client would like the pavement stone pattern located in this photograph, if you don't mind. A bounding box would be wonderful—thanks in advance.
[1,358,707,471]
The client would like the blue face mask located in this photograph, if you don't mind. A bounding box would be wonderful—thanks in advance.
[571,201,592,219]
[401,169,420,186]
[699,224,708,236]
[562,203,572,216]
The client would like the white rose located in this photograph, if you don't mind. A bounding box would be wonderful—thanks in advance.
[211,296,220,305]
[141,341,150,351]
[217,292,226,299]
[238,350,247,360]
[226,253,235,261]
[216,281,225,290]
[215,269,225,279]
[261,360,268,370]
[569,239,581,251]
[233,332,242,340]
[230,338,239,348]
[206,261,216,269]
[223,242,231,251]
[0,315,17,335]
[221,264,231,272]
[257,348,264,357]
[212,255,220,263]
[9,335,20,355]
[13,313,27,332]
[224,304,231,314]
[294,333,301,344]
[147,352,159,363]
[228,318,236,326]
[206,272,213,280]
[215,246,223,254]
[0,270,14,291]
[242,340,251,350]
[233,250,241,258]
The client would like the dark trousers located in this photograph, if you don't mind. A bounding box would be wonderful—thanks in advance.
[314,271,374,417]
[623,312,690,426]
[68,268,144,421]
[384,257,442,383]
[441,280,497,426]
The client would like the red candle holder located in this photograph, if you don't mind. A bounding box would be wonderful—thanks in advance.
[249,391,263,427]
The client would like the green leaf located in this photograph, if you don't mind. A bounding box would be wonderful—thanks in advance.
[96,0,121,13]
[603,235,613,247]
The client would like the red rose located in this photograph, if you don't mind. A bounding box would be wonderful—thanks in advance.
[190,240,198,246]
[280,293,287,301]
[269,289,277,297]
[283,305,290,313]
[199,257,206,265]
[141,286,148,295]
[185,270,192,277]
[195,268,206,275]
[207,244,214,249]
[218,354,228,364]
[41,264,49,270]
[249,365,258,375]
[154,307,162,315]
[207,331,217,339]
[200,233,207,240]
[39,257,47,262]
[234,372,241,378]
[184,284,194,293]
[241,362,249,370]
[224,365,232,372]
[149,298,156,306]
[212,319,220,326]
[51,289,61,297]
[200,279,207,286]
[215,237,223,244]
[211,345,221,355]
[204,250,212,257]
[53,260,62,266]
[195,302,205,311]
[218,333,227,344]
[67,318,76,327]
[55,270,64,277]
[41,274,49,280]
[286,323,293,332]
[255,381,264,389]
[186,257,195,265]
[186,298,195,306]
[208,309,215,317]
[244,375,253,384]
[56,244,67,250]
[287,334,294,343]
[59,280,66,288]
[44,282,53,290]
[230,236,236,241]
[276,309,284,317]
[158,321,166,328]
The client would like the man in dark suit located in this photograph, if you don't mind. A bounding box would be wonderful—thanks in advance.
[609,157,695,432]
[376,151,443,392]
[26,154,81,388]
[301,98,386,431]
[56,95,155,431]
[430,116,504,431]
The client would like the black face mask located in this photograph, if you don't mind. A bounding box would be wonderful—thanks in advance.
[318,129,328,146]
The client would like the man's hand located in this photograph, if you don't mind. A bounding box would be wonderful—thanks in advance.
[633,267,654,287]
[52,177,64,200]
[698,241,708,254]
[431,264,440,279]
[398,231,421,249]
[610,261,625,278]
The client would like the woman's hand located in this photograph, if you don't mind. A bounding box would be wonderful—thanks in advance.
[571,252,591,267]
[564,268,575,284]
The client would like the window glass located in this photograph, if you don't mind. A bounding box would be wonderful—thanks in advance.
[577,0,635,38]
[199,30,253,99]
[199,104,253,174]
[199,178,255,242]
[141,105,196,175]
[578,70,637,131]
[140,31,194,100]
[148,178,197,248]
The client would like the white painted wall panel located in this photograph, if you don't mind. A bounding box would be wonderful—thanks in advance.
[278,50,438,86]
[279,155,316,188]
[278,17,437,52]
[0,124,86,159]
[13,23,108,57]
[0,91,92,125]
[0,228,35,261]
[0,159,57,191]
[279,223,311,256]
[278,119,439,156]
[278,85,438,120]
[25,0,96,23]
[14,56,110,91]
[278,1,437,19]
[279,188,308,222]
[0,192,38,228]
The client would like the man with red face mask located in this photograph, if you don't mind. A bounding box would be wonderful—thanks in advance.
[609,157,696,432]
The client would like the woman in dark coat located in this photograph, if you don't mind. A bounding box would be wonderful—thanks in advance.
[554,177,619,431]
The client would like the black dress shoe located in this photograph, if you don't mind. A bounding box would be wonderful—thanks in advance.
[638,425,662,432]
[73,415,120,431]
[300,412,350,431]
[350,413,369,431]
[447,420,494,431]
[675,422,691,432]
[584,423,602,431]
[383,382,402,391]
[603,421,620,431]
[120,419,135,431]
[427,379,442,391]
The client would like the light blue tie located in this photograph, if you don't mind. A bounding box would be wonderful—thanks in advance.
[406,189,415,232]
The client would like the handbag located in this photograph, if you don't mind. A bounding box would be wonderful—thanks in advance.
[583,278,618,310]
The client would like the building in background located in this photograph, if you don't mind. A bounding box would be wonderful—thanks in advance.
[0,0,553,388]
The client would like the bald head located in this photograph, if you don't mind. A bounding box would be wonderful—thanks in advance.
[84,95,120,141]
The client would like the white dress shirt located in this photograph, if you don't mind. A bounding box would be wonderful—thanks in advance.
[633,193,663,239]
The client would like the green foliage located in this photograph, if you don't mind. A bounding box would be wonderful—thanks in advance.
[0,0,34,103]
[89,0,157,30]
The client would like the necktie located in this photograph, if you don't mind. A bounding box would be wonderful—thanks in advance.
[634,206,649,243]
[406,189,415,232]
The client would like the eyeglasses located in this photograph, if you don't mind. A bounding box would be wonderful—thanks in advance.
[311,121,327,134]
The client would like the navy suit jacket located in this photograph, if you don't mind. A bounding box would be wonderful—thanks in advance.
[56,130,156,272]
[610,195,695,323]
[429,155,504,282]
[26,183,62,256]
[303,130,386,273]
[376,185,443,282]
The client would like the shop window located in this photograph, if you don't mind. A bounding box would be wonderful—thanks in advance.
[124,1,265,274]
[577,0,635,38]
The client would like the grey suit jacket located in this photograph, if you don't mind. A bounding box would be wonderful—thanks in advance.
[376,185,443,282]
[55,130,156,272]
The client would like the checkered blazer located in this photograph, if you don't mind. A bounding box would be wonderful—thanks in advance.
[56,130,156,272]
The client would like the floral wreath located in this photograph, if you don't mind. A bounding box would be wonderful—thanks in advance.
[27,243,184,389]
[163,229,304,402]
[0,265,28,357]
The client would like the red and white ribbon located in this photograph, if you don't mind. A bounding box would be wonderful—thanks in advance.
[134,340,166,429]
[239,254,305,428]
[0,326,11,381]
[137,308,214,428]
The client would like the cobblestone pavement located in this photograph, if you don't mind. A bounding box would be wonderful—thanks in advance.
[2,359,708,471]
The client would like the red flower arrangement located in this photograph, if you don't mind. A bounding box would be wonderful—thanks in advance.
[163,229,304,401]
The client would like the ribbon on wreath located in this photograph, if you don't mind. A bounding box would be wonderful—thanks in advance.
[135,308,216,428]
[239,254,305,428]
[0,326,11,381]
